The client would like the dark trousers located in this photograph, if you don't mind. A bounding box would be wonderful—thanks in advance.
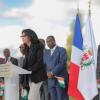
[40,80,50,100]
[48,85,69,100]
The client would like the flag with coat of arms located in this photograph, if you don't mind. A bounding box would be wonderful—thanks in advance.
[68,14,98,100]
[78,14,98,100]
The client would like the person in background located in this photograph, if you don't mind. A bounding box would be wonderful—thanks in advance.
[0,58,5,64]
[3,48,18,66]
[18,44,29,100]
[44,35,69,100]
[20,29,47,100]
[39,39,50,100]
[18,44,26,67]
[3,48,18,100]
[97,45,100,84]
[0,58,5,100]
[93,45,100,100]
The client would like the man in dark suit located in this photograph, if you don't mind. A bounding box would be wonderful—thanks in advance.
[93,45,100,100]
[44,36,69,100]
[3,48,18,66]
[97,45,100,81]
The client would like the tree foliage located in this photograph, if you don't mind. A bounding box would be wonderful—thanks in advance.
[66,33,73,67]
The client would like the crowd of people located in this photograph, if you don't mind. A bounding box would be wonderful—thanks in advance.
[0,29,69,100]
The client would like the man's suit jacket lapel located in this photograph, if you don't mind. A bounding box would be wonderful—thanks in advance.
[50,46,58,58]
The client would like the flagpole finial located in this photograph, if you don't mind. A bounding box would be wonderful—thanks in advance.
[88,0,91,17]
[77,0,80,14]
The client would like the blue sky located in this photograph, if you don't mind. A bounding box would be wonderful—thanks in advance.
[0,0,32,9]
[0,18,24,26]
[0,0,32,26]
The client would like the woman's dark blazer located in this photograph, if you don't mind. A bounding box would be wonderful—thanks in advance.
[23,44,47,83]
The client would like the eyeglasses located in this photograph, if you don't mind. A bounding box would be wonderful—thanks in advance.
[20,35,27,37]
[19,46,25,49]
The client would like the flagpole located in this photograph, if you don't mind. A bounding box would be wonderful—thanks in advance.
[88,0,91,17]
[88,0,93,46]
[77,0,80,14]
[88,0,97,64]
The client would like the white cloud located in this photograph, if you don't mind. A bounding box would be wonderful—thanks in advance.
[0,25,23,49]
[24,0,68,21]
[0,0,100,50]
[0,8,33,19]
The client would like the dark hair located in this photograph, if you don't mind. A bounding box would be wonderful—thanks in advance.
[39,39,45,49]
[47,35,55,41]
[3,48,10,53]
[39,39,45,44]
[22,29,39,44]
[22,29,43,50]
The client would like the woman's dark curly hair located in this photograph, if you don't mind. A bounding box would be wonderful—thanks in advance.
[22,29,40,44]
[22,29,44,51]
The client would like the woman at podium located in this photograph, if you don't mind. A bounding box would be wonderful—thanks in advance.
[20,29,47,100]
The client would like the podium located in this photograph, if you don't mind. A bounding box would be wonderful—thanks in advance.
[0,63,31,100]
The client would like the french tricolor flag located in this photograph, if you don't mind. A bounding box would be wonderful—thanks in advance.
[68,14,98,100]
[68,14,84,100]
